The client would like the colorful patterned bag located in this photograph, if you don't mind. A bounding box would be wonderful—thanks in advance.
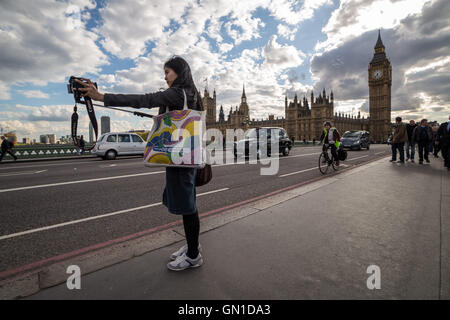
[143,90,206,168]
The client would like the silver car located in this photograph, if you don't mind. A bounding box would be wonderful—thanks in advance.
[92,132,146,160]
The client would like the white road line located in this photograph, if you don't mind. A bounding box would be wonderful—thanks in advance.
[0,171,165,193]
[0,169,48,177]
[0,158,141,170]
[375,151,385,155]
[212,152,321,167]
[0,187,229,241]
[346,155,369,161]
[0,152,322,192]
[278,167,317,177]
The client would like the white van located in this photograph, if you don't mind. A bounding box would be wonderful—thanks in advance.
[92,132,146,160]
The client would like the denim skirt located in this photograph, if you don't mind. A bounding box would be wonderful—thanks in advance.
[162,167,198,215]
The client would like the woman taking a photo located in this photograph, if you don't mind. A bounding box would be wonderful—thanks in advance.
[76,56,203,271]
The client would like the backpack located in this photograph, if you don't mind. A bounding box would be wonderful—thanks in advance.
[338,147,347,161]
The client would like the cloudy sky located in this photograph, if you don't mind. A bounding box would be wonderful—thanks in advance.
[0,0,449,141]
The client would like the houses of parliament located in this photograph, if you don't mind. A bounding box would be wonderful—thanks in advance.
[203,31,392,143]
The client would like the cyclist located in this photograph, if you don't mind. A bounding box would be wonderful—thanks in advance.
[319,121,341,166]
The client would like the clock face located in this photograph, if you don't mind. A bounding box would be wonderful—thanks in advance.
[372,69,383,79]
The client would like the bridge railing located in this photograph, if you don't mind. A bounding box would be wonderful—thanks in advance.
[1,144,95,160]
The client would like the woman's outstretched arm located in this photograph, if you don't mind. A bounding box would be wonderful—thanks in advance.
[104,87,184,109]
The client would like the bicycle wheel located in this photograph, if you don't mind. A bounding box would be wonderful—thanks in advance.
[318,152,329,174]
[331,160,337,171]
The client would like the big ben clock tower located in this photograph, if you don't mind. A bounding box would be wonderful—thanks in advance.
[368,30,392,143]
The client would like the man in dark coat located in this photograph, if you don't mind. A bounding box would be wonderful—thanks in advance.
[405,120,417,162]
[412,119,432,164]
[0,136,18,162]
[437,116,450,170]
[79,135,86,155]
[390,117,408,163]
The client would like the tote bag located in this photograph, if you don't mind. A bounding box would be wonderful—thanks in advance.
[143,90,206,168]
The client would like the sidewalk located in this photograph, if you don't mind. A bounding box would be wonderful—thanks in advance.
[24,156,450,299]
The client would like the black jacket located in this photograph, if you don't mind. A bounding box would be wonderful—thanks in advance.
[104,87,202,115]
[1,139,10,151]
[437,122,450,145]
[412,125,432,143]
[406,123,417,142]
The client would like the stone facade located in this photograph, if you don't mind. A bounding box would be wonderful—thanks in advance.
[204,32,390,142]
[368,30,392,143]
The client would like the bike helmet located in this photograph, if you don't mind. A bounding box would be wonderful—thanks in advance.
[323,121,332,127]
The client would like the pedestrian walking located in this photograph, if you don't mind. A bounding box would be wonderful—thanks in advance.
[431,125,440,158]
[390,117,408,163]
[437,116,450,171]
[412,119,432,164]
[0,136,18,162]
[75,55,204,271]
[79,135,86,155]
[405,120,417,162]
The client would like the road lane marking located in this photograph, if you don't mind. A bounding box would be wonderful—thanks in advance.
[375,151,385,155]
[278,167,317,177]
[0,152,322,192]
[0,187,229,241]
[0,169,48,177]
[213,152,321,167]
[0,171,166,193]
[346,155,369,161]
[0,158,141,170]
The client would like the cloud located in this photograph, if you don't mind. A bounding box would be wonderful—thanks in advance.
[16,104,74,121]
[277,24,298,41]
[263,35,305,68]
[0,81,12,100]
[310,0,450,122]
[0,0,108,98]
[268,0,333,25]
[316,0,432,51]
[17,90,50,99]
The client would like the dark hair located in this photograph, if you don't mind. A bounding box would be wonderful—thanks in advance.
[395,116,402,122]
[421,118,427,124]
[164,56,201,109]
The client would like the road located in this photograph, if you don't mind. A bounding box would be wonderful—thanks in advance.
[0,145,390,275]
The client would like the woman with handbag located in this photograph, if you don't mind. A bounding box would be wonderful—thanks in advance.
[76,56,204,271]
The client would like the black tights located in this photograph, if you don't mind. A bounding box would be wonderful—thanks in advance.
[183,211,200,259]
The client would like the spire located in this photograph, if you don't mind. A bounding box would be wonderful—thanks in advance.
[372,29,387,61]
[242,84,246,99]
[375,29,384,49]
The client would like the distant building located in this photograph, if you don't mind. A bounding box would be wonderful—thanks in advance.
[48,134,57,144]
[206,31,391,143]
[22,138,31,144]
[89,122,94,143]
[40,134,49,144]
[40,134,57,144]
[101,116,111,135]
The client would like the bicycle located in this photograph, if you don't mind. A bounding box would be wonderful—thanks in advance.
[318,143,338,174]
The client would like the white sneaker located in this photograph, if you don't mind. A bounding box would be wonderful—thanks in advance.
[167,252,203,271]
[170,243,202,261]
